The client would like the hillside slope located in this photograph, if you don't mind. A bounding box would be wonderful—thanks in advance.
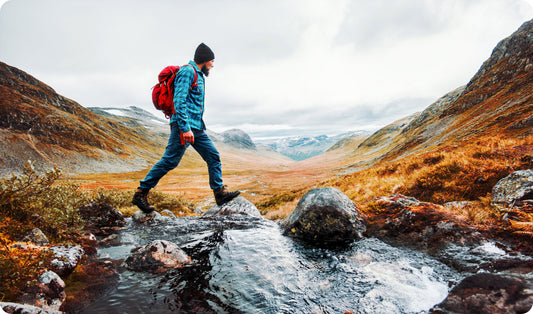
[0,62,168,175]
[336,19,532,170]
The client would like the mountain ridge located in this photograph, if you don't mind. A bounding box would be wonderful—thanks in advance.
[0,62,169,175]
[333,19,532,171]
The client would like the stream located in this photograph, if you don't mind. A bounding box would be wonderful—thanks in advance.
[82,214,462,313]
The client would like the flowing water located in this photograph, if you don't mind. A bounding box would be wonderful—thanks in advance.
[84,215,461,313]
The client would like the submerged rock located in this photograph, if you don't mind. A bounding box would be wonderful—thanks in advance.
[124,240,192,273]
[59,260,120,313]
[432,273,533,314]
[280,187,367,245]
[203,196,262,218]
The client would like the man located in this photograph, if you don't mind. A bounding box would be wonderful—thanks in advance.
[133,43,240,214]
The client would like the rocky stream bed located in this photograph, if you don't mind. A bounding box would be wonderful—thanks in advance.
[2,170,533,313]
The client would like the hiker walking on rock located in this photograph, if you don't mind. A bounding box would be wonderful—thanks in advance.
[133,43,240,213]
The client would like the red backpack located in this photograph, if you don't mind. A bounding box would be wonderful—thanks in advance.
[152,65,198,119]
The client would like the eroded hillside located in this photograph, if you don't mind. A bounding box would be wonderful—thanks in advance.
[0,62,168,175]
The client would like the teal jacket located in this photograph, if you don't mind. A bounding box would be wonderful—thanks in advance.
[170,61,205,132]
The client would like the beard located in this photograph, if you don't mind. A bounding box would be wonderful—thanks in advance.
[201,65,210,77]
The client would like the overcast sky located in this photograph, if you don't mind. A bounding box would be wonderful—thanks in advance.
[0,0,531,139]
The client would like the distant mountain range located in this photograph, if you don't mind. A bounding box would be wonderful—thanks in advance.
[0,19,531,176]
[90,106,366,161]
[256,132,369,161]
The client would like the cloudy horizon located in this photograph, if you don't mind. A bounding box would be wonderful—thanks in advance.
[0,0,531,139]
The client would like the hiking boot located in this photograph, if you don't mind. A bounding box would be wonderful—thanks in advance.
[132,188,155,214]
[214,185,240,206]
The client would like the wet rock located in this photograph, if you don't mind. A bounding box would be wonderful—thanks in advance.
[431,273,533,314]
[124,240,192,273]
[58,260,120,313]
[203,196,262,218]
[365,195,533,273]
[131,210,171,223]
[492,170,533,207]
[47,245,84,277]
[365,194,480,250]
[20,228,49,246]
[280,187,367,245]
[0,302,64,313]
[78,203,127,236]
[17,270,66,312]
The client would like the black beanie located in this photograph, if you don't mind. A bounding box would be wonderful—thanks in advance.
[194,43,215,64]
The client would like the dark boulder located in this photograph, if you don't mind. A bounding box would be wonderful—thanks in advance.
[124,240,192,273]
[431,273,533,314]
[203,196,262,218]
[78,203,127,236]
[280,187,367,245]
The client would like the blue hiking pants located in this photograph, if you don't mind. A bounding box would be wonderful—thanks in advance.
[139,122,223,191]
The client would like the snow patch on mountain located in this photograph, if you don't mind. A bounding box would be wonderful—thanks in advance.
[256,132,369,161]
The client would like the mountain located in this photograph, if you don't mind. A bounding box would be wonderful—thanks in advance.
[257,132,368,161]
[333,19,533,172]
[220,129,256,150]
[88,106,169,135]
[0,62,172,175]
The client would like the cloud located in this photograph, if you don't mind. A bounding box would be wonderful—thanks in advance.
[0,0,531,139]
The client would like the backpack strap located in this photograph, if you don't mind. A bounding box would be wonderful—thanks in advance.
[184,64,198,89]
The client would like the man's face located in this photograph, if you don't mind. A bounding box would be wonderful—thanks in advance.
[201,60,214,77]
